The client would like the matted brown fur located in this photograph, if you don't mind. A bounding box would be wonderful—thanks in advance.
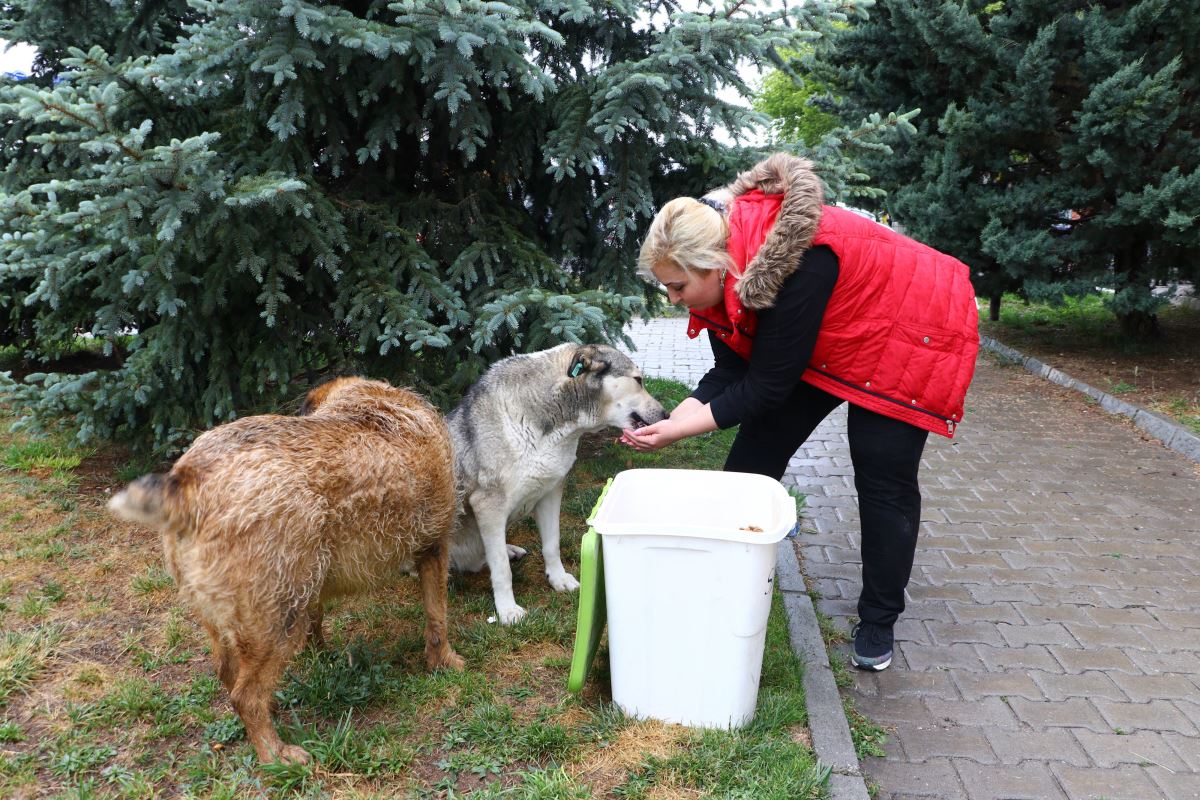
[107,376,463,764]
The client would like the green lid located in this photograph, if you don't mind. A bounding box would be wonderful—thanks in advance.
[566,479,613,693]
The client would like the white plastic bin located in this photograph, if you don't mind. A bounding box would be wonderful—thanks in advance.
[588,468,796,729]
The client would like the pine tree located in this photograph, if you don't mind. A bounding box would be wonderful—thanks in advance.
[1,0,200,82]
[1,0,871,452]
[817,0,1200,333]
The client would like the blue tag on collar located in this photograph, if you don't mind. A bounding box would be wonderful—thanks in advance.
[570,361,584,378]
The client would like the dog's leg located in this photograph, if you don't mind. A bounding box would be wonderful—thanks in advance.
[449,512,488,573]
[533,480,579,592]
[202,621,239,689]
[230,638,309,764]
[415,538,465,671]
[472,497,526,624]
[304,602,325,651]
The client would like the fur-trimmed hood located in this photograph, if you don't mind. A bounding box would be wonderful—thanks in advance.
[723,153,825,310]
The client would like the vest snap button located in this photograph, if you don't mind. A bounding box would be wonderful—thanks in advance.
[865,381,871,387]
[689,329,696,334]
[922,336,930,344]
[911,399,917,405]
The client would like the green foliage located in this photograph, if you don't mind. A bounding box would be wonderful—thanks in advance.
[202,715,245,745]
[0,720,23,742]
[49,741,117,778]
[1,0,863,453]
[278,638,390,717]
[846,699,887,759]
[754,49,840,147]
[260,756,318,795]
[752,38,922,203]
[1,0,199,81]
[302,711,384,775]
[817,0,1200,337]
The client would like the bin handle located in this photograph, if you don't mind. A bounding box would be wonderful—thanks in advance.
[585,477,615,527]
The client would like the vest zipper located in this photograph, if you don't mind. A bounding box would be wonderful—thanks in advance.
[690,315,755,339]
[688,312,733,334]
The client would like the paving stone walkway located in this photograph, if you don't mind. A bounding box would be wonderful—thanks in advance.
[622,318,1200,800]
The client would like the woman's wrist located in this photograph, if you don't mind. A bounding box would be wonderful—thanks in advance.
[670,397,703,419]
[671,404,718,439]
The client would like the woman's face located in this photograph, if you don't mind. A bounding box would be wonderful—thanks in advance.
[652,263,723,310]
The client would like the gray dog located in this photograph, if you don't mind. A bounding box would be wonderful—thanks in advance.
[449,343,667,623]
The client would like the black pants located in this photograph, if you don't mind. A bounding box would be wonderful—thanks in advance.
[724,381,928,627]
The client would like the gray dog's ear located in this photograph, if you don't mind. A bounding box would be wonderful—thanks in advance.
[568,353,590,379]
[568,345,606,379]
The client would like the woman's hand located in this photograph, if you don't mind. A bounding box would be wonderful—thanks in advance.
[620,401,718,452]
[620,419,683,452]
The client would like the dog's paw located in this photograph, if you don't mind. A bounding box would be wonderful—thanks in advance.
[497,604,527,625]
[429,647,466,672]
[270,744,311,765]
[506,544,528,561]
[548,571,580,593]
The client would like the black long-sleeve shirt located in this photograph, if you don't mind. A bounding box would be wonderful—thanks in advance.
[691,245,839,428]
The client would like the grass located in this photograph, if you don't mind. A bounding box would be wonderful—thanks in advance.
[3,438,94,475]
[0,376,833,798]
[989,292,1161,353]
[0,625,62,706]
[130,564,175,595]
[994,291,1110,329]
[1167,398,1200,436]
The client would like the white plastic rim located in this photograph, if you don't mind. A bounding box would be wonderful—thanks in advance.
[588,468,796,544]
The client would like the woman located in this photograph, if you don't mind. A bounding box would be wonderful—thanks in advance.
[623,153,979,671]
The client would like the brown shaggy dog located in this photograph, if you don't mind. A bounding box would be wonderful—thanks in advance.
[108,377,463,764]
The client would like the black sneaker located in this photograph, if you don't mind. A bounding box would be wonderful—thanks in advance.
[851,622,894,671]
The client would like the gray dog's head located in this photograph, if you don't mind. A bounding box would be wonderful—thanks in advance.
[565,344,668,431]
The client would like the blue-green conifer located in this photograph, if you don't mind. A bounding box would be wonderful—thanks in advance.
[817,0,1200,334]
[1,0,866,451]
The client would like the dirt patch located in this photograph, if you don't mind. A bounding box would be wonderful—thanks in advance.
[566,720,689,797]
[980,303,1200,432]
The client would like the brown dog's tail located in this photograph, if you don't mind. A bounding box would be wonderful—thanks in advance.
[108,473,181,530]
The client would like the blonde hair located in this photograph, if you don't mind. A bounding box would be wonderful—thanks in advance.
[637,198,733,280]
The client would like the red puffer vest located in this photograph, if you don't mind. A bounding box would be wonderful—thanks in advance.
[688,191,980,438]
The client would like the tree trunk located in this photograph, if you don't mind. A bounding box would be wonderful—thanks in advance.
[1118,308,1162,339]
[989,294,1002,322]
[1113,241,1162,340]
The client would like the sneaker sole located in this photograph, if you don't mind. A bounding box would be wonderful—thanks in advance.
[852,654,892,671]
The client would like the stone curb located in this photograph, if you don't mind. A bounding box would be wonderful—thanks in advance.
[980,335,1200,464]
[777,539,870,800]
